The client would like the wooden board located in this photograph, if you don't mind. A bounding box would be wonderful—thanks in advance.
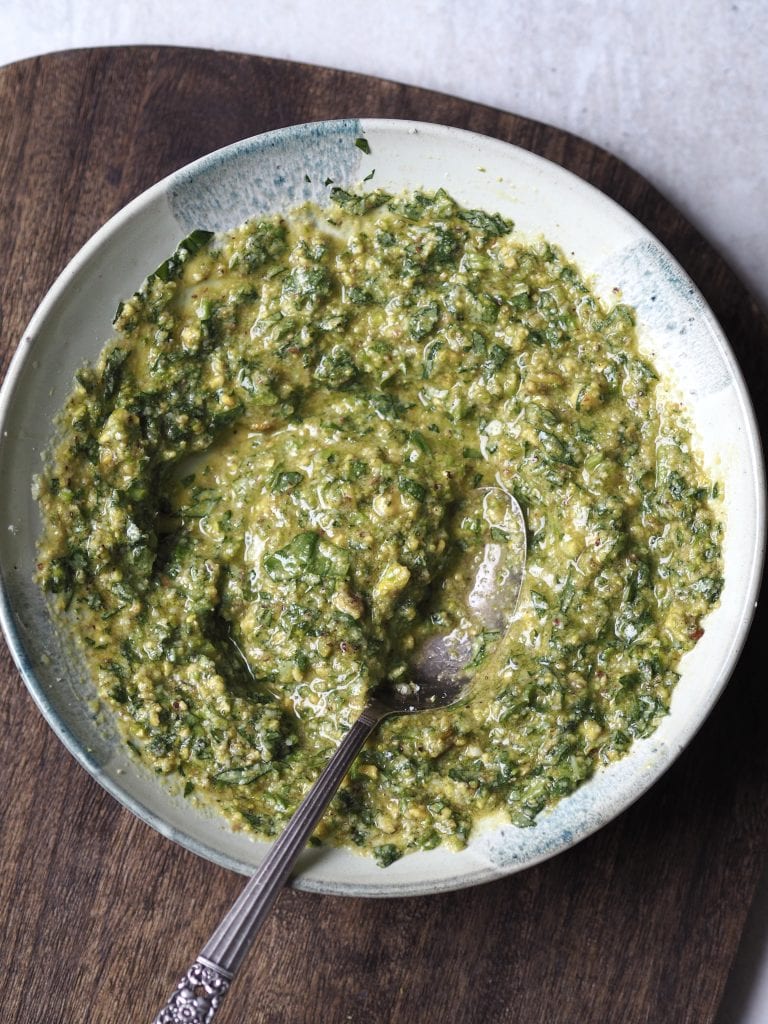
[1,47,766,1024]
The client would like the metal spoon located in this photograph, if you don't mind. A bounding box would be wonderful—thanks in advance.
[153,487,526,1024]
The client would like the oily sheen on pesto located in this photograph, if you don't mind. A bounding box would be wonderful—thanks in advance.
[35,187,722,867]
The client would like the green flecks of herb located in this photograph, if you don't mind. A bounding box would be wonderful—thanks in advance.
[490,527,509,542]
[625,559,652,604]
[448,762,483,784]
[304,174,311,183]
[483,344,508,380]
[369,391,408,419]
[121,638,140,664]
[419,340,443,382]
[147,733,174,757]
[282,265,331,306]
[348,459,369,480]
[149,229,214,284]
[270,470,304,493]
[614,608,651,648]
[102,346,129,401]
[313,539,351,578]
[432,227,462,267]
[619,672,641,690]
[363,168,375,182]
[313,346,358,388]
[298,239,328,262]
[626,694,669,738]
[109,681,128,704]
[398,475,427,503]
[404,227,461,275]
[409,430,431,454]
[317,313,348,332]
[373,843,402,868]
[459,208,513,237]
[183,780,195,797]
[604,304,636,328]
[530,590,549,615]
[236,369,280,404]
[691,574,724,604]
[347,286,373,305]
[409,301,440,340]
[389,192,435,220]
[601,362,620,391]
[330,187,392,215]
[633,359,658,383]
[477,294,500,324]
[468,630,502,669]
[240,811,277,837]
[509,290,532,311]
[43,550,86,595]
[264,533,315,580]
[181,228,215,257]
[666,471,689,501]
[537,429,575,466]
[264,532,350,582]
[242,220,289,271]
[460,513,482,537]
[463,447,482,460]
[73,433,99,464]
[559,571,575,613]
[213,764,273,786]
[210,401,245,433]
[355,137,371,154]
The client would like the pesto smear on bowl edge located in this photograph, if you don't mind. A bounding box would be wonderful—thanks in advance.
[35,185,723,868]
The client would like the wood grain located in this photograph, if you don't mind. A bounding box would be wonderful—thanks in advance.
[0,47,766,1024]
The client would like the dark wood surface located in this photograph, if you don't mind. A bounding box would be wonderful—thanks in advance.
[1,47,766,1024]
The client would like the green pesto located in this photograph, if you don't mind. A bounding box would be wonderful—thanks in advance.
[36,187,722,866]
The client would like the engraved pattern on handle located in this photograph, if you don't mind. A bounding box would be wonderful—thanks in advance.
[200,698,388,974]
[154,959,232,1023]
[152,698,389,1022]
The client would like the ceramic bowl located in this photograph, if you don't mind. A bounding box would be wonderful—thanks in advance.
[0,120,764,896]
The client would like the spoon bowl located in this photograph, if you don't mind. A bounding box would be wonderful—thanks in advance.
[407,486,527,700]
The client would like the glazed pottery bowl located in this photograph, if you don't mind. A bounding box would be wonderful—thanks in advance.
[0,120,763,896]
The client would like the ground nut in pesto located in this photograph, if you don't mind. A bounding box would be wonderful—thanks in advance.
[36,186,723,867]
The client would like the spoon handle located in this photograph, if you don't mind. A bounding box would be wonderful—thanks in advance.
[152,698,388,1023]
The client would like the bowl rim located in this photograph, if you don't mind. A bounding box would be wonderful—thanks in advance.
[0,117,765,897]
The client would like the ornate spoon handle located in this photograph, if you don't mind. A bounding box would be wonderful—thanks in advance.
[153,698,388,1023]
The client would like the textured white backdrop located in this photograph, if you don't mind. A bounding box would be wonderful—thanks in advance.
[2,1,766,1021]
[3,0,766,313]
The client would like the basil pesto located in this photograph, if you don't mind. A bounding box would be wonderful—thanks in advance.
[36,187,722,867]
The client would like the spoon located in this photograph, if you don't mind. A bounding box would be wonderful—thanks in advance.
[153,487,526,1024]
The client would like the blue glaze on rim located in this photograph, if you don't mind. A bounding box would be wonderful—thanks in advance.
[607,237,733,397]
[169,119,363,231]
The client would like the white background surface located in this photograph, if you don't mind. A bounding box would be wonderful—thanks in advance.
[2,1,766,1020]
